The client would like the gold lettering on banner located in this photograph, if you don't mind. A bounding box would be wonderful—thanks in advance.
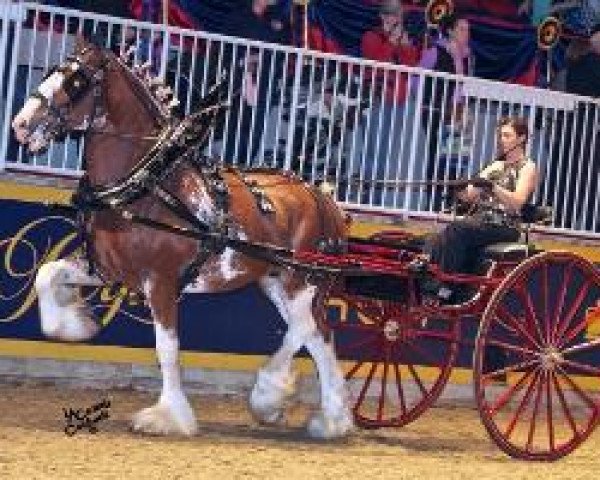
[1,216,150,326]
[1,216,78,322]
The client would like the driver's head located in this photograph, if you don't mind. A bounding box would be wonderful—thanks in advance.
[497,116,528,156]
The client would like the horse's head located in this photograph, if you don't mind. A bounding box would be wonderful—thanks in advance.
[12,36,111,153]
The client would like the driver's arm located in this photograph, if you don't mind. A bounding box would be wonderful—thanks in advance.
[457,161,500,202]
[491,162,538,212]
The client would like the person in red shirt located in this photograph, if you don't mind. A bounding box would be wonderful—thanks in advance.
[355,0,419,206]
[361,1,419,103]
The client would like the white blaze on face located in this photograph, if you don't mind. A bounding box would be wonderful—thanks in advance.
[11,71,65,146]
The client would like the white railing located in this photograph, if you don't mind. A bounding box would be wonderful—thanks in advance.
[1,2,599,236]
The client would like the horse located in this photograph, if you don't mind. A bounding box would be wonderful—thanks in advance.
[11,36,354,439]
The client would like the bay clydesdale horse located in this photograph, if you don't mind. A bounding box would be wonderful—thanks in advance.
[11,36,353,438]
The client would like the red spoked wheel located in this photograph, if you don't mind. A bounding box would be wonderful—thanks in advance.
[328,294,461,428]
[474,251,600,460]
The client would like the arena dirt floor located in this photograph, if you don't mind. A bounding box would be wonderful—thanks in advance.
[1,383,599,479]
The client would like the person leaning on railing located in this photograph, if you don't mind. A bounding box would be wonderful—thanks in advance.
[421,116,539,302]
[358,0,419,205]
[418,12,473,212]
[220,0,292,165]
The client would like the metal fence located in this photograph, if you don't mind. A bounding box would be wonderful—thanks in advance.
[1,2,599,235]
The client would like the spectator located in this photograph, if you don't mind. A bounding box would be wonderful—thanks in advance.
[220,0,291,166]
[358,0,419,205]
[549,24,600,231]
[418,12,472,212]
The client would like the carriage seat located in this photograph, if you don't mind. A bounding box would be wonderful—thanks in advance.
[481,242,534,262]
[480,204,552,262]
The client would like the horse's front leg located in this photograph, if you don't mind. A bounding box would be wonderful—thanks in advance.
[131,277,198,436]
[35,258,102,341]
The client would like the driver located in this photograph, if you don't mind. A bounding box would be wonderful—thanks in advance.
[422,116,539,301]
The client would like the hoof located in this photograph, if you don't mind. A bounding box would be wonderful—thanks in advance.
[249,369,296,426]
[248,402,285,426]
[131,401,198,436]
[306,410,354,440]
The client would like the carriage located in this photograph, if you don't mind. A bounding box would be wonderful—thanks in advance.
[298,220,600,461]
[10,36,600,462]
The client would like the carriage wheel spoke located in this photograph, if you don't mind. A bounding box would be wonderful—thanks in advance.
[486,338,538,358]
[542,261,550,344]
[526,370,546,452]
[516,284,545,347]
[407,362,428,397]
[555,365,598,410]
[546,371,555,452]
[393,362,407,417]
[551,371,579,437]
[482,358,539,384]
[354,362,378,412]
[551,261,574,345]
[378,352,390,422]
[560,292,590,346]
[561,338,600,357]
[556,278,593,348]
[504,369,540,439]
[487,368,534,416]
[493,314,519,337]
[497,305,542,350]
[558,359,600,383]
[345,360,365,381]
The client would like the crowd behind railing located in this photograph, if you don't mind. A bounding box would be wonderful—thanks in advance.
[0,1,599,236]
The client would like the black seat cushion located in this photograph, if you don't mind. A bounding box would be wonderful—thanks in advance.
[481,242,532,262]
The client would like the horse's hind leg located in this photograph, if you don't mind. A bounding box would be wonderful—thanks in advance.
[255,275,353,438]
[248,276,306,424]
[131,277,198,436]
[303,331,354,439]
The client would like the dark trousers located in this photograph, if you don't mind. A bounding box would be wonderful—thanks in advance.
[427,218,520,274]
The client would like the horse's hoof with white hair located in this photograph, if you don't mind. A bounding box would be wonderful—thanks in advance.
[35,259,100,342]
[249,368,297,425]
[306,410,355,439]
[132,400,198,436]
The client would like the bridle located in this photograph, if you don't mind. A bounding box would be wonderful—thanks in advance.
[30,46,108,142]
[31,46,170,145]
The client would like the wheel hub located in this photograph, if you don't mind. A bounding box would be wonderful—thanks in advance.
[539,346,563,371]
[383,320,401,342]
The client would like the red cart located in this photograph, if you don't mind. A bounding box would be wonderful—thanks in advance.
[292,221,600,461]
